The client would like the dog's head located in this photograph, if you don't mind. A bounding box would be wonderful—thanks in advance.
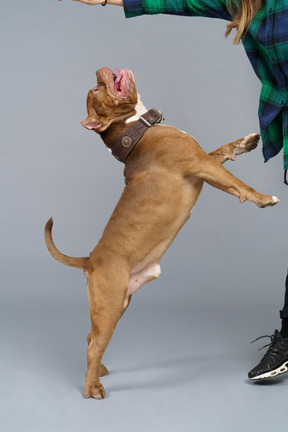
[81,67,138,133]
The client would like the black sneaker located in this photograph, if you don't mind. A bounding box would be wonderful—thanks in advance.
[248,330,288,380]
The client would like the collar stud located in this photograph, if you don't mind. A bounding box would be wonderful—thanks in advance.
[121,136,133,148]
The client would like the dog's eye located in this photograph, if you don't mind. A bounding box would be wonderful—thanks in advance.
[93,87,98,92]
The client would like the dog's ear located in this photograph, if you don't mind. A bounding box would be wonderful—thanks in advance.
[81,117,102,131]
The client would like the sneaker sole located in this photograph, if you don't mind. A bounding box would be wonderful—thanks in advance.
[249,361,288,380]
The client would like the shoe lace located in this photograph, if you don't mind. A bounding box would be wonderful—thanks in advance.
[251,333,281,353]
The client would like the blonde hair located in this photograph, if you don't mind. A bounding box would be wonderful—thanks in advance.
[225,0,261,44]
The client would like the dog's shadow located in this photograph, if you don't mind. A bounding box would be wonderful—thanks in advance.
[113,356,197,375]
[103,355,223,394]
[107,355,288,395]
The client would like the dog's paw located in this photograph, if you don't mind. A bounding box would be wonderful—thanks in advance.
[233,133,260,156]
[84,382,106,400]
[100,364,109,377]
[255,194,280,208]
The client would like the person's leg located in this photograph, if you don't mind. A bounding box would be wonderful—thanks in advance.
[248,269,288,380]
[280,271,288,337]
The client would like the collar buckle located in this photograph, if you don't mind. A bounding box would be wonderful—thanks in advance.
[152,108,165,124]
[139,108,164,127]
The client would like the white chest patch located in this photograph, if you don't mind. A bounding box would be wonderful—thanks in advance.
[126,94,147,123]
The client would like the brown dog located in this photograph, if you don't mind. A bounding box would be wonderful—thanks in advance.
[45,67,279,399]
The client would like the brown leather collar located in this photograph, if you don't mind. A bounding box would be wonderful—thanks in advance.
[112,109,164,163]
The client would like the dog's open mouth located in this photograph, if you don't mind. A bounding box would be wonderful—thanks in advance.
[112,68,132,99]
[96,67,135,100]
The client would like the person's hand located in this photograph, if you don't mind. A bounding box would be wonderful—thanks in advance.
[58,0,105,4]
[58,0,123,5]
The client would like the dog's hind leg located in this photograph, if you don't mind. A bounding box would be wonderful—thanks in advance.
[86,333,109,377]
[99,363,109,377]
[87,293,130,379]
[209,133,260,165]
[84,265,129,399]
[98,295,131,379]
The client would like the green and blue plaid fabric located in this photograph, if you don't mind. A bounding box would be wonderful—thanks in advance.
[123,0,288,173]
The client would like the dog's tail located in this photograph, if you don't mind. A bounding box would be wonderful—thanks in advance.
[45,218,89,269]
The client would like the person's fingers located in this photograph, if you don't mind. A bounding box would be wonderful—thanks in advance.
[72,0,102,4]
[74,0,102,4]
[58,0,100,4]
[58,0,118,6]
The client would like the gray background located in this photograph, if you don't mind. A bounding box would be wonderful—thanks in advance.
[1,1,288,431]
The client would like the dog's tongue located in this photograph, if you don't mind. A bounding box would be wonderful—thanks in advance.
[115,68,122,84]
[113,68,129,98]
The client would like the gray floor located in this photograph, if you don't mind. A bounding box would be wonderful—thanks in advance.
[2,265,288,432]
[2,1,288,431]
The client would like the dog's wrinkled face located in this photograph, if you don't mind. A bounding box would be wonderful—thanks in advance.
[81,67,138,133]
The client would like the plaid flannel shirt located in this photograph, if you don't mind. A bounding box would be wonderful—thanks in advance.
[123,0,288,174]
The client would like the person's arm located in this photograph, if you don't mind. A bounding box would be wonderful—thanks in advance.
[58,0,123,5]
[123,0,230,20]
[58,0,230,21]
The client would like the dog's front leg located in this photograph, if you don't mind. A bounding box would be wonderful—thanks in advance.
[209,133,260,165]
[186,146,278,208]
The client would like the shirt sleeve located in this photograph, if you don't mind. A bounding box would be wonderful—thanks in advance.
[123,0,231,20]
